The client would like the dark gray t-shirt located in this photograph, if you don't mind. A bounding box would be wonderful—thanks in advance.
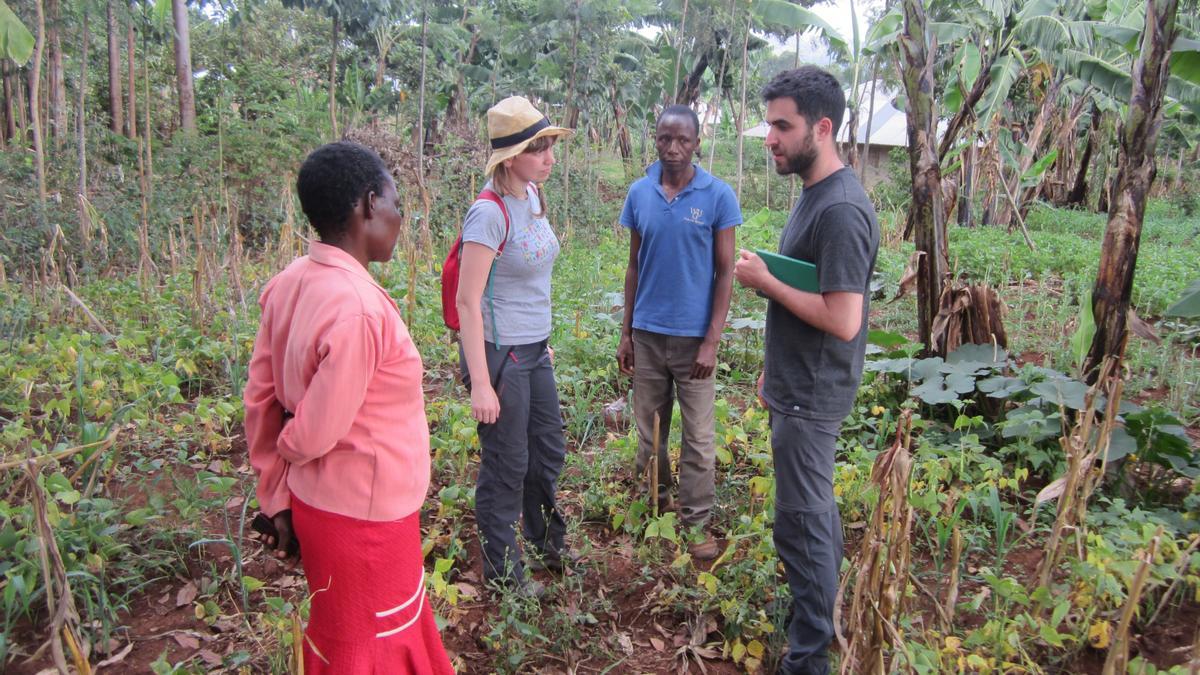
[763,167,879,421]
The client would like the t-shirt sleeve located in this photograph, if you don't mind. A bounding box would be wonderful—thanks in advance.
[619,189,636,230]
[461,200,507,251]
[714,183,743,230]
[814,202,874,294]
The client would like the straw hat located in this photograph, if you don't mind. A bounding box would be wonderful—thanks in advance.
[485,96,572,176]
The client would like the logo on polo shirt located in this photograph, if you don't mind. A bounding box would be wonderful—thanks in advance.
[685,207,705,225]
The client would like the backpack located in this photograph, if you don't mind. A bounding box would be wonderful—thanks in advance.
[440,188,511,332]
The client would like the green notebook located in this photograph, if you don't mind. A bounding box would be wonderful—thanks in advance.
[756,249,819,293]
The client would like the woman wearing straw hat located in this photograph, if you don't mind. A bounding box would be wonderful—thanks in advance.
[456,96,575,596]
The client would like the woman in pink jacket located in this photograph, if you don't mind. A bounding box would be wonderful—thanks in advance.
[243,142,454,674]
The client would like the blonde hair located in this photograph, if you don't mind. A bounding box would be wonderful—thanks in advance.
[491,136,555,219]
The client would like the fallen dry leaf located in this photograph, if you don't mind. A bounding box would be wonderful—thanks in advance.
[650,637,665,652]
[454,582,478,598]
[198,649,223,667]
[95,642,133,669]
[172,633,200,650]
[617,633,634,656]
[175,582,198,607]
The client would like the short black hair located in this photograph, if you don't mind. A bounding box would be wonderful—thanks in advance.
[761,66,845,135]
[657,104,700,137]
[296,141,390,242]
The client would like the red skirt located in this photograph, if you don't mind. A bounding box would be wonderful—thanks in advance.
[291,495,454,674]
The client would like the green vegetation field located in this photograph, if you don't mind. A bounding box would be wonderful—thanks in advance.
[2,134,1198,672]
[2,0,1200,669]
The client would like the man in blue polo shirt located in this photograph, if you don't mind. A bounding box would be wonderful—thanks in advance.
[617,105,742,560]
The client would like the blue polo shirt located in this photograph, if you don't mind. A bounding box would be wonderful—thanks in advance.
[620,162,742,337]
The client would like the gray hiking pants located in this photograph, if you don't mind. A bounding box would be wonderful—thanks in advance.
[770,411,845,675]
[461,340,567,583]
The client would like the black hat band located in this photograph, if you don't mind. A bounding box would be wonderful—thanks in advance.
[490,118,551,150]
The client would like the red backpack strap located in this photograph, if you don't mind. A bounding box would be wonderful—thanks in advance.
[477,188,511,254]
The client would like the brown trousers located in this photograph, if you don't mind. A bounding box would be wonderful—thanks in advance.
[631,329,716,527]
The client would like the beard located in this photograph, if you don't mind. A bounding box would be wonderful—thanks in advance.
[774,130,817,177]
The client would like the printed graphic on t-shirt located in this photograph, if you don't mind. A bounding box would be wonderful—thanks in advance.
[684,207,706,225]
[516,219,559,268]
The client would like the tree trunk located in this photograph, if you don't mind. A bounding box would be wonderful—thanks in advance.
[860,61,878,184]
[126,12,136,138]
[373,26,398,90]
[142,13,151,203]
[1172,147,1183,192]
[171,0,195,132]
[1065,110,1098,207]
[734,13,750,200]
[1036,95,1086,207]
[414,0,431,253]
[677,44,711,106]
[30,0,47,209]
[15,61,28,136]
[1084,0,1178,383]
[563,0,581,129]
[671,0,689,104]
[938,54,998,162]
[611,77,632,163]
[958,141,975,226]
[47,0,65,146]
[2,60,16,144]
[328,16,338,137]
[900,0,947,356]
[845,106,859,170]
[77,9,90,249]
[105,0,123,134]
[994,75,1061,228]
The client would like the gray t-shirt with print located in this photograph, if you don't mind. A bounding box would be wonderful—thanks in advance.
[460,182,560,345]
[763,167,880,421]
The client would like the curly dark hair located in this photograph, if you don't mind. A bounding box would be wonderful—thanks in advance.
[761,66,845,135]
[296,141,390,242]
[658,104,700,137]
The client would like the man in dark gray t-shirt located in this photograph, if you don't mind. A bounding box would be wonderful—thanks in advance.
[734,67,879,675]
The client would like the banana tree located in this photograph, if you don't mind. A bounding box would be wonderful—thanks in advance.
[1083,0,1188,381]
[1,0,33,143]
[898,0,947,355]
[0,0,33,64]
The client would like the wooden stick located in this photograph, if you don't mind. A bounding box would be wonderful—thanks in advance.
[26,461,72,675]
[943,526,962,628]
[650,411,661,518]
[0,428,119,473]
[1103,529,1162,675]
[60,284,112,336]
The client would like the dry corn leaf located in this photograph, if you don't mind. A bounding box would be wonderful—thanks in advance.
[1127,309,1160,345]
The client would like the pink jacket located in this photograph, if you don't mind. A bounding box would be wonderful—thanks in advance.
[243,242,431,522]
